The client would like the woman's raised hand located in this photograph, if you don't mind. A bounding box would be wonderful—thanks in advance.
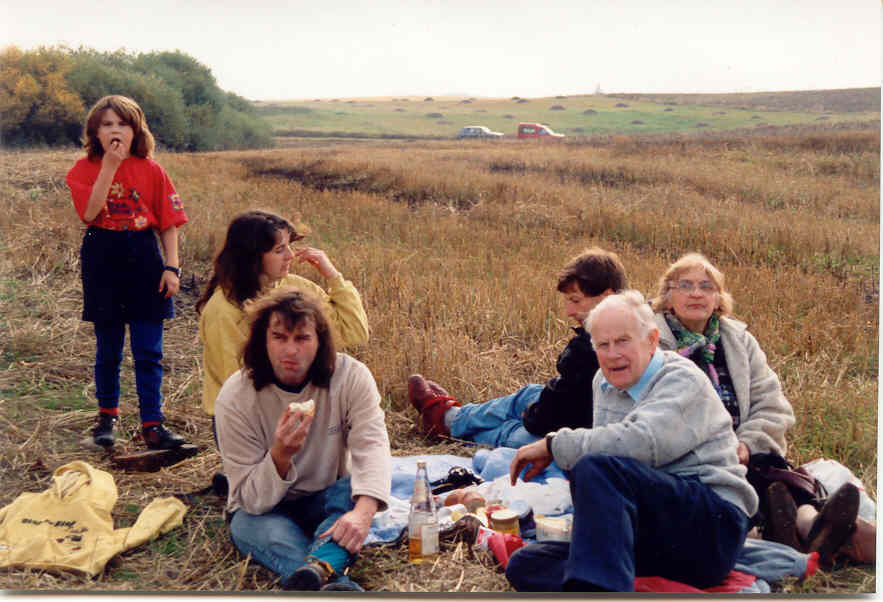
[294,246,341,280]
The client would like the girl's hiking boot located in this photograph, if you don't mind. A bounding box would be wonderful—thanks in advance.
[142,424,187,450]
[91,413,118,447]
[408,374,460,437]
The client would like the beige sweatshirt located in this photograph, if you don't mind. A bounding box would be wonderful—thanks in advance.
[214,353,391,516]
[199,273,370,416]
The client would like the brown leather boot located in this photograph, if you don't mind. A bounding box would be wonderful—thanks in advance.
[765,482,801,551]
[408,374,460,437]
[806,483,860,569]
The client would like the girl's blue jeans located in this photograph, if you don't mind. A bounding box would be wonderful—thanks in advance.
[448,384,543,448]
[94,320,164,423]
[229,476,361,589]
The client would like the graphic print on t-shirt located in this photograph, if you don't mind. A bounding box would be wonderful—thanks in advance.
[104,180,151,230]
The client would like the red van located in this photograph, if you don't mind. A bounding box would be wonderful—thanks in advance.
[517,122,565,139]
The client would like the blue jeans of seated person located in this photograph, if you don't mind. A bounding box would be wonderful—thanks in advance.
[448,384,544,448]
[505,455,750,592]
[229,476,362,590]
[94,320,165,423]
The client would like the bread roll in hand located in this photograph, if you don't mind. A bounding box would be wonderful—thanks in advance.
[288,398,315,417]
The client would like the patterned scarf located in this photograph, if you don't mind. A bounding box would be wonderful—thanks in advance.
[664,311,723,397]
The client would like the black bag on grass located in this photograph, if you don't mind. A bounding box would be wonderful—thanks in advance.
[747,451,828,527]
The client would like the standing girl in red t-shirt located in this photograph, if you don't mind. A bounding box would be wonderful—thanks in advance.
[66,95,189,451]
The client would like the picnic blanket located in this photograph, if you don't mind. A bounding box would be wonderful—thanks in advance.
[367,448,817,592]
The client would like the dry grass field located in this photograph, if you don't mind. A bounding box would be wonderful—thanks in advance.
[0,123,878,592]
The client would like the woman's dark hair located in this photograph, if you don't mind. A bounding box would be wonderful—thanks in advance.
[82,95,155,160]
[196,210,304,314]
[556,247,628,296]
[242,288,336,390]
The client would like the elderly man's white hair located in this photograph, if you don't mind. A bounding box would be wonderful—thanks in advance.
[584,289,656,337]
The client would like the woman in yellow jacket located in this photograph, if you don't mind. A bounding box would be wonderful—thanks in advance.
[196,210,369,440]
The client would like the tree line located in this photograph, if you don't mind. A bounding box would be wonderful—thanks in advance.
[1,46,273,151]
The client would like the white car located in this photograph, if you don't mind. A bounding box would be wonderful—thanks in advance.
[456,125,504,139]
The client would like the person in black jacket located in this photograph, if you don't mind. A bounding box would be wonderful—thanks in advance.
[409,247,627,447]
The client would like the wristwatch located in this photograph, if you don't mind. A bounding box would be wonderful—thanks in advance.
[545,433,555,456]
[163,265,181,277]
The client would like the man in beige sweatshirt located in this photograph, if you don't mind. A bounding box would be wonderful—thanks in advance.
[214,287,391,592]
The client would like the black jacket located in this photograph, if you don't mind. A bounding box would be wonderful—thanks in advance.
[521,327,598,436]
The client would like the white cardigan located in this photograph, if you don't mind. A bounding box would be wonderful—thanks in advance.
[654,313,795,457]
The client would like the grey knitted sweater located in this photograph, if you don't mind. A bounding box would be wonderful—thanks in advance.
[550,350,758,517]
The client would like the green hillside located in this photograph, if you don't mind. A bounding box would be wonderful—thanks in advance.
[256,88,880,139]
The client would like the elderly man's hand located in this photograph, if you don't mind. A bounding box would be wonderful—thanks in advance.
[737,441,750,465]
[509,438,553,485]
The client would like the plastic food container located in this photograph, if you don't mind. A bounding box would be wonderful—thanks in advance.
[489,508,520,536]
[534,514,572,542]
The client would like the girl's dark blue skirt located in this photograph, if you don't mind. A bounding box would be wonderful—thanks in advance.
[80,227,174,324]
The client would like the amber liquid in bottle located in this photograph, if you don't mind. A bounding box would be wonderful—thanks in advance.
[408,461,439,564]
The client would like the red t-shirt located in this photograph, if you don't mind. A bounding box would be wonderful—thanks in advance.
[66,156,188,232]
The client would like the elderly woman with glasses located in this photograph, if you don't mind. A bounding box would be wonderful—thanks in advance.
[650,252,794,465]
[650,252,873,568]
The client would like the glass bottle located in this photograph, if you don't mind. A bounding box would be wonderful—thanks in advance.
[408,461,439,564]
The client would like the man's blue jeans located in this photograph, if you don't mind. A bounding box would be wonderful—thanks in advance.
[448,384,543,448]
[505,455,750,592]
[94,320,164,423]
[229,476,361,589]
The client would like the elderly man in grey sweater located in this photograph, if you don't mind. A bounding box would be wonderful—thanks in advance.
[506,290,758,592]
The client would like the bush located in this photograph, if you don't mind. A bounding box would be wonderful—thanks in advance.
[2,45,273,151]
[0,46,84,145]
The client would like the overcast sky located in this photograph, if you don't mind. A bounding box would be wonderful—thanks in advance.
[3,0,880,101]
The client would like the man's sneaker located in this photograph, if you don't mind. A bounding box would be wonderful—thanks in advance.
[91,413,118,447]
[142,424,186,450]
[281,559,333,591]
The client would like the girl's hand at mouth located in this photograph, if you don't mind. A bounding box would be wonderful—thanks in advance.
[102,138,127,170]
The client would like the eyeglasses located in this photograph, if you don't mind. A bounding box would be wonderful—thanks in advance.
[670,280,717,294]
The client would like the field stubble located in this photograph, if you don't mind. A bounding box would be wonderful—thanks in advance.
[0,127,878,592]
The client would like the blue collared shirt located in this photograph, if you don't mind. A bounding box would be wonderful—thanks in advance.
[600,348,665,401]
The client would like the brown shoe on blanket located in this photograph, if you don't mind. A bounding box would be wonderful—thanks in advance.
[408,374,460,437]
[806,483,860,569]
[765,482,802,551]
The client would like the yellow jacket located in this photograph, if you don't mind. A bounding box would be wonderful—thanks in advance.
[0,461,187,577]
[198,273,370,415]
